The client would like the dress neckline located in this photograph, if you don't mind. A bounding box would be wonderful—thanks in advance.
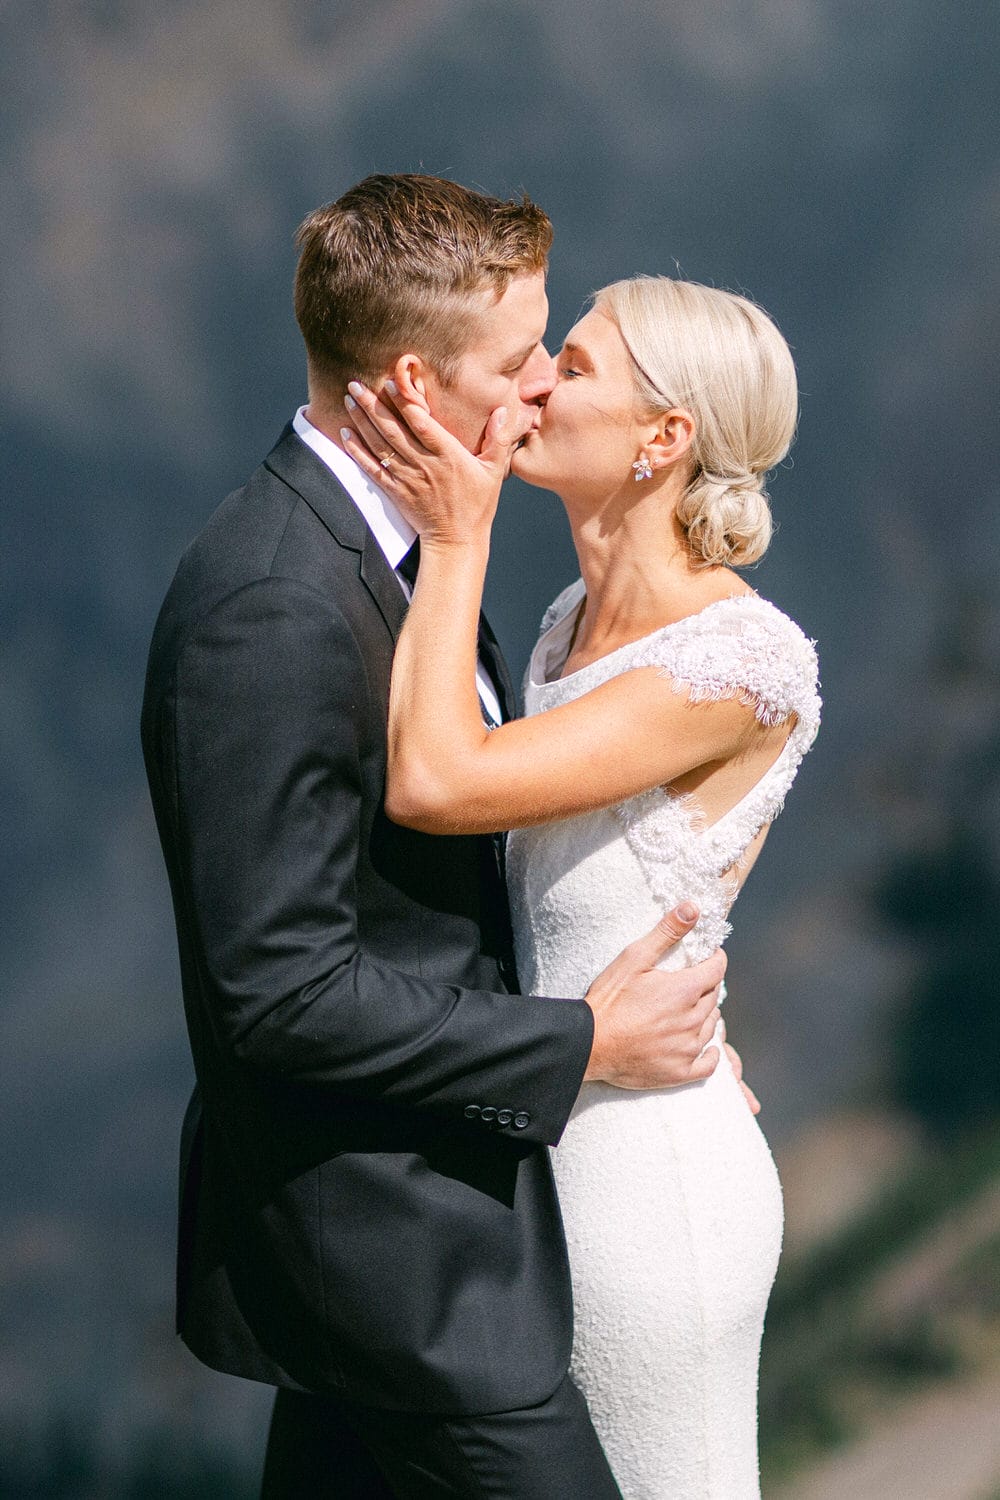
[530,585,761,690]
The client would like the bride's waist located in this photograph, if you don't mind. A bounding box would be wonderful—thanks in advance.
[571,1020,732,1110]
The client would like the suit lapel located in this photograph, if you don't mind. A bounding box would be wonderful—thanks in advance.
[265,424,407,643]
[360,529,408,641]
[265,426,517,711]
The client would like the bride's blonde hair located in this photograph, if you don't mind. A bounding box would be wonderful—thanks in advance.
[593,276,798,567]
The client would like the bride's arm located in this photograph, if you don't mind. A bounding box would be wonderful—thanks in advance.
[342,381,779,836]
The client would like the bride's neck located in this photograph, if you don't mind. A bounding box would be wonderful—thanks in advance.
[565,480,720,657]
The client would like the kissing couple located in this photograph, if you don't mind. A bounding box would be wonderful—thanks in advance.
[142,173,819,1499]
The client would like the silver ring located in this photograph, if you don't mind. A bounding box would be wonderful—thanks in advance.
[380,455,393,471]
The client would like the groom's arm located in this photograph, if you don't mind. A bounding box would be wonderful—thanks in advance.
[151,575,593,1147]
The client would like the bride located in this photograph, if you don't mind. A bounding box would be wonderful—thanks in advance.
[343,275,820,1499]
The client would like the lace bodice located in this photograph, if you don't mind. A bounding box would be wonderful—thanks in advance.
[509,581,820,988]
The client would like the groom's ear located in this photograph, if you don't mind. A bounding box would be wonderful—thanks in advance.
[390,354,432,413]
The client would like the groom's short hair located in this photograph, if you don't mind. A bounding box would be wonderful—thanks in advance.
[294,174,552,390]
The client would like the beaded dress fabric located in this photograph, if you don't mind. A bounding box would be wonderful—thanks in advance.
[507,580,820,1499]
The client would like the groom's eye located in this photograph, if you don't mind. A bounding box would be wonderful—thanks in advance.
[501,342,543,376]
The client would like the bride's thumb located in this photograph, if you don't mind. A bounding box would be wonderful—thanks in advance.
[479,405,511,467]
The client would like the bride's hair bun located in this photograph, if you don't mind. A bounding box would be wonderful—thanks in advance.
[593,276,798,568]
[677,470,772,569]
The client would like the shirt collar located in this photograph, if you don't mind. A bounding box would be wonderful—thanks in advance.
[292,405,416,571]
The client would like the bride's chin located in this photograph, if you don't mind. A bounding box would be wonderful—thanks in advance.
[511,441,550,486]
[511,436,573,494]
[509,445,535,481]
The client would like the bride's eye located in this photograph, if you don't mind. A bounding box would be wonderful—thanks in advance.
[559,366,582,379]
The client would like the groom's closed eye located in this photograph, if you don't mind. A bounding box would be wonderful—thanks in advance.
[502,348,539,374]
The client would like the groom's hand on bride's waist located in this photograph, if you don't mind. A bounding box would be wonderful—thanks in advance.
[582,904,728,1091]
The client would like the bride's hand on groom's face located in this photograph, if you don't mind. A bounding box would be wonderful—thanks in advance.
[341,379,512,548]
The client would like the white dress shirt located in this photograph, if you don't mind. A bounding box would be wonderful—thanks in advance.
[293,407,504,725]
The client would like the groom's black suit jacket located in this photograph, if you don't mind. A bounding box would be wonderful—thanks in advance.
[141,427,594,1414]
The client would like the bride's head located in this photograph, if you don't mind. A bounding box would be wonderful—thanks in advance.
[513,275,798,568]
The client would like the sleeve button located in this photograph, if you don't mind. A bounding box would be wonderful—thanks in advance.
[463,1104,482,1119]
[513,1112,531,1130]
[480,1106,498,1122]
[496,1109,514,1127]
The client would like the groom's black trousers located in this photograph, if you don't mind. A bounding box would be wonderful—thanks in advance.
[261,1377,623,1499]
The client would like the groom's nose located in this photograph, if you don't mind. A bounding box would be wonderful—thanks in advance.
[520,345,557,404]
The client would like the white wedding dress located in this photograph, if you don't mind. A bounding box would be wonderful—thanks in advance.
[507,582,820,1499]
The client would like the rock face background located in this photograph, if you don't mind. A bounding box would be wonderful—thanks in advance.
[3,0,998,1488]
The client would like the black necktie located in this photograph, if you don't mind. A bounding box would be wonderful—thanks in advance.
[397,538,421,590]
[397,538,500,728]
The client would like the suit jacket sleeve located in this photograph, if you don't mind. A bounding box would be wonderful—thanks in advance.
[157,575,592,1146]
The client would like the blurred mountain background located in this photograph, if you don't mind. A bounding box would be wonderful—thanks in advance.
[2,0,998,1494]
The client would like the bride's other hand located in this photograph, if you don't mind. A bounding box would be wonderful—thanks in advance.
[341,379,513,545]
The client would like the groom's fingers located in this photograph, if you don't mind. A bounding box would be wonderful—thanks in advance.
[740,1080,762,1115]
[698,1006,723,1053]
[627,928,727,1010]
[687,1045,720,1081]
[724,1042,762,1114]
[623,902,700,973]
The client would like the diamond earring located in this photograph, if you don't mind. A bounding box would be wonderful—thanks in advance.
[632,456,653,481]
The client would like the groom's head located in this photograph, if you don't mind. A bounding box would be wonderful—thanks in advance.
[294,174,555,452]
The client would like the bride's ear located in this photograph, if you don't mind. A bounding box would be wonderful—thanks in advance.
[390,355,432,413]
[647,408,695,472]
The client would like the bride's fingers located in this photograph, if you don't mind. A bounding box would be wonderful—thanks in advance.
[345,385,431,464]
[478,404,514,470]
[340,424,427,508]
[347,380,441,458]
[344,389,424,468]
[340,424,401,488]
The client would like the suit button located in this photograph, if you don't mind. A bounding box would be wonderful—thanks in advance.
[513,1112,531,1130]
[464,1104,482,1119]
[480,1106,498,1123]
[496,1109,514,1127]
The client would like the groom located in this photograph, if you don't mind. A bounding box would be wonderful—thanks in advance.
[141,174,730,1499]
